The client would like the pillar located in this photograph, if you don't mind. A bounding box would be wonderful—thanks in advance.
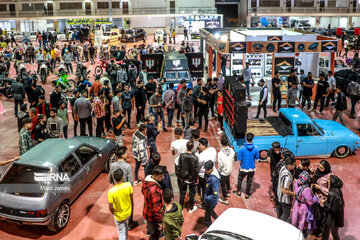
[216,52,221,77]
[330,52,335,74]
[208,45,213,78]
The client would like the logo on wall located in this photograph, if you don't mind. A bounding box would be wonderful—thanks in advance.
[250,42,277,53]
[229,42,247,53]
[278,42,295,53]
[295,42,320,52]
[276,61,292,70]
[321,41,338,52]
[145,59,155,69]
[267,36,283,41]
[192,58,201,68]
[173,60,181,67]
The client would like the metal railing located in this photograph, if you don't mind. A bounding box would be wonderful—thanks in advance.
[0,7,217,19]
[251,7,354,13]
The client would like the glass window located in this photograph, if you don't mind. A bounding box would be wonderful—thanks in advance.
[279,113,292,130]
[0,164,49,197]
[319,58,324,67]
[178,71,189,79]
[259,0,280,7]
[0,4,7,11]
[60,2,82,10]
[165,72,176,79]
[297,123,321,137]
[59,154,81,177]
[75,145,97,166]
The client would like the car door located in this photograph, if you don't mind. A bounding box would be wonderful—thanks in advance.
[74,145,101,182]
[296,123,327,156]
[58,153,84,203]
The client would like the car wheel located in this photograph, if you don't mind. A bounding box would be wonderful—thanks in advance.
[104,152,116,173]
[333,146,350,158]
[259,150,268,161]
[47,201,71,232]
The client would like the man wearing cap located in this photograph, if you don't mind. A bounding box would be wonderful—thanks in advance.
[255,79,268,119]
[203,161,220,227]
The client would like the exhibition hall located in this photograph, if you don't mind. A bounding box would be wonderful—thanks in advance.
[0,0,358,239]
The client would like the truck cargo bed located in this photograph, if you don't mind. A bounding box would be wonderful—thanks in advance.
[247,117,292,137]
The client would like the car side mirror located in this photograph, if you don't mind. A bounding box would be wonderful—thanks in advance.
[98,153,102,158]
[185,234,199,240]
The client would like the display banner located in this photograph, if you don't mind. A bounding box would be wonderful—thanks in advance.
[278,42,295,53]
[274,57,295,96]
[185,52,204,77]
[229,42,247,53]
[140,54,163,78]
[67,18,112,25]
[321,41,338,52]
[295,42,320,52]
[248,42,277,53]
[267,36,283,41]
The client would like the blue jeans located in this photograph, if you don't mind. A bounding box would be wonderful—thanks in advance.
[147,141,157,167]
[221,65,226,76]
[73,54,80,62]
[63,125,68,139]
[244,81,250,97]
[114,217,128,240]
[167,108,174,127]
[65,63,73,74]
[153,111,166,129]
[51,59,56,69]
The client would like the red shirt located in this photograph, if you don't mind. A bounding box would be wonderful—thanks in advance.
[30,116,39,139]
[217,96,223,115]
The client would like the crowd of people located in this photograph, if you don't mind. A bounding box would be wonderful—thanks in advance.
[0,28,348,240]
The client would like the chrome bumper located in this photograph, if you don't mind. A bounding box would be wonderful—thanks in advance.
[0,212,54,226]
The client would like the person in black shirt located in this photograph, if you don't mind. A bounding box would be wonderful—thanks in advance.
[135,80,147,124]
[50,85,62,109]
[147,114,163,166]
[255,79,268,119]
[301,72,314,110]
[34,114,49,145]
[89,43,96,64]
[206,78,218,120]
[145,77,157,113]
[197,86,210,132]
[102,80,113,131]
[267,141,283,202]
[312,72,329,114]
[332,87,347,126]
[112,110,125,146]
[287,69,298,88]
[293,158,310,180]
[272,71,282,112]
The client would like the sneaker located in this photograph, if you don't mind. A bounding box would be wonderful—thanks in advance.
[315,110,320,114]
[128,221,139,230]
[227,193,231,198]
[310,109,315,112]
[233,190,242,197]
[163,128,168,132]
[217,130,223,134]
[204,129,207,133]
[176,119,181,123]
[349,115,356,119]
[189,205,198,214]
[219,198,229,205]
[319,111,323,114]
[134,180,141,185]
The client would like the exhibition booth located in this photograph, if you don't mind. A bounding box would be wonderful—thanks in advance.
[199,27,341,97]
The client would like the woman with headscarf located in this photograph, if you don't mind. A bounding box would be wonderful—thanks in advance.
[292,171,318,236]
[321,175,344,240]
[312,160,332,200]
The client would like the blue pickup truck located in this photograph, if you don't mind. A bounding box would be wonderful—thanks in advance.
[225,108,360,159]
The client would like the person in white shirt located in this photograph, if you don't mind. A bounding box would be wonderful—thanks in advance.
[195,137,217,208]
[326,70,336,108]
[171,128,189,188]
[217,136,235,205]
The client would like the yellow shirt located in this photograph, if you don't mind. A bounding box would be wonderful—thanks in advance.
[50,49,56,59]
[108,182,133,222]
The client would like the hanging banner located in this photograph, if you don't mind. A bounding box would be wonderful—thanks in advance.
[249,42,277,53]
[229,42,247,53]
[295,42,320,52]
[140,54,163,78]
[274,57,295,96]
[67,18,112,25]
[321,41,338,52]
[185,52,204,78]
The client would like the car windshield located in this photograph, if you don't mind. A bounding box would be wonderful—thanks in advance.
[201,230,253,240]
[165,72,176,79]
[0,163,49,197]
[156,30,163,34]
[103,33,111,36]
[312,120,324,135]
[178,71,189,79]
[125,30,133,34]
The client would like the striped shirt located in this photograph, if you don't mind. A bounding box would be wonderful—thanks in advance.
[277,166,293,204]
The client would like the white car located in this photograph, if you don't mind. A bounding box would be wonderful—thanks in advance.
[57,31,73,41]
[30,32,37,42]
[319,56,350,75]
[154,29,165,43]
[102,31,121,45]
[14,32,23,42]
[186,208,305,240]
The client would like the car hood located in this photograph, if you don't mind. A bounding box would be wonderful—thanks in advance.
[313,119,360,139]
[203,208,304,240]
